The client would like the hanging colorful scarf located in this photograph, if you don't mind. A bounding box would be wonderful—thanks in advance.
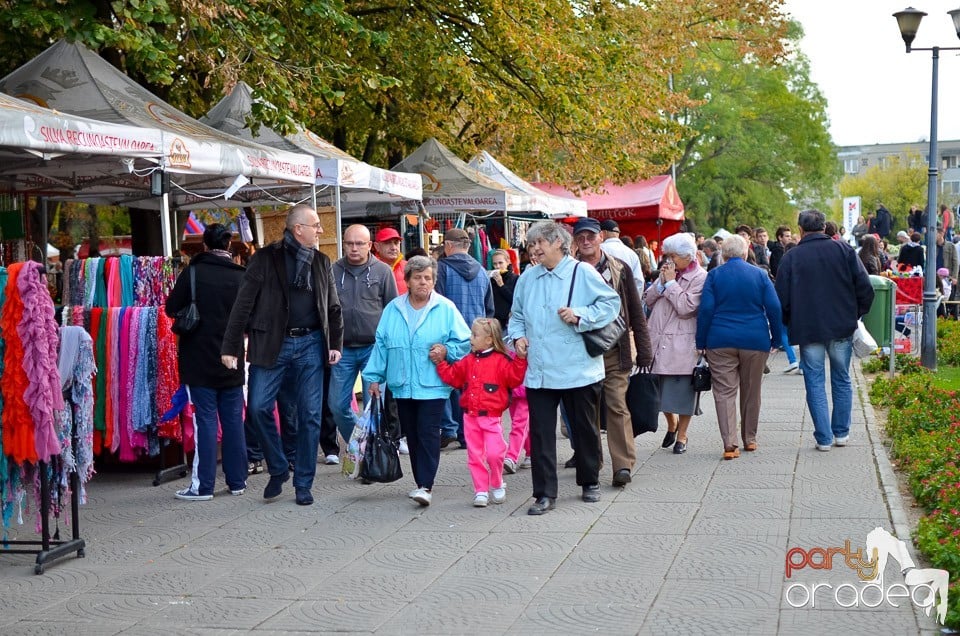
[18,261,66,463]
[88,308,105,454]
[1,263,35,464]
[119,254,134,307]
[155,310,181,441]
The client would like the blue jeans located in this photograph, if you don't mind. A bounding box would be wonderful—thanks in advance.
[248,331,325,489]
[781,332,797,365]
[329,345,373,443]
[188,385,247,495]
[799,337,853,446]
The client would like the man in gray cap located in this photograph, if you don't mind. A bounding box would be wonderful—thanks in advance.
[599,219,644,292]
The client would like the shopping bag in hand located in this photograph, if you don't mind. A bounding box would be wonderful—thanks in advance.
[343,398,375,479]
[359,397,403,483]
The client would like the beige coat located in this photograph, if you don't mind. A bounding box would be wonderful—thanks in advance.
[642,264,707,375]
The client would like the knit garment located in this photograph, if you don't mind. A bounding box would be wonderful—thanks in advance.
[283,230,314,291]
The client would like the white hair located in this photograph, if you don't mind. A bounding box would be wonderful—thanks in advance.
[720,234,749,261]
[661,232,698,260]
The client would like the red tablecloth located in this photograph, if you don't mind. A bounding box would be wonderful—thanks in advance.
[894,277,923,305]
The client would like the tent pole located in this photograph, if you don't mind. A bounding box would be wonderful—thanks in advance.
[40,197,48,268]
[311,184,317,210]
[160,186,173,258]
[334,184,343,259]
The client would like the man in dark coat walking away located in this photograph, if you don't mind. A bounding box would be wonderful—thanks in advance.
[869,203,892,239]
[775,210,874,452]
[165,224,247,501]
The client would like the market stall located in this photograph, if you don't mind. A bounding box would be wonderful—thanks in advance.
[201,82,422,257]
[535,175,685,245]
[467,150,586,219]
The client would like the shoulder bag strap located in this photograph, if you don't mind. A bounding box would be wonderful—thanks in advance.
[189,265,196,303]
[566,262,579,306]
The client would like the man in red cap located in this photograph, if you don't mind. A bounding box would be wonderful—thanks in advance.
[374,227,407,293]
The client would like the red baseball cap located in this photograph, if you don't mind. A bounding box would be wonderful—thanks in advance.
[375,227,401,242]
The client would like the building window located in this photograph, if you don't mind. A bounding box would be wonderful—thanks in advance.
[942,181,960,195]
[843,159,859,174]
[943,155,958,169]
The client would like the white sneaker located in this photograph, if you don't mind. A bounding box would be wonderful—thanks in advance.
[491,486,506,504]
[473,492,489,507]
[230,487,246,496]
[175,488,212,501]
[834,436,849,447]
[783,362,799,373]
[324,454,340,465]
[412,488,432,506]
[503,458,517,474]
[519,457,532,470]
[816,444,832,452]
[398,437,409,455]
[408,488,420,499]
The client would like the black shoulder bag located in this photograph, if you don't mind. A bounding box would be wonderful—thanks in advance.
[567,262,627,357]
[171,266,200,335]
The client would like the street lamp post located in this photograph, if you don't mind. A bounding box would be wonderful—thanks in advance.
[893,6,960,370]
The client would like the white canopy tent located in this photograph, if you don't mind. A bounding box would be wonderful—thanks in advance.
[467,150,586,219]
[0,40,316,255]
[201,82,422,255]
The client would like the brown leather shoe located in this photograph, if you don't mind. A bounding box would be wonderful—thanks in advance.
[723,447,740,460]
[744,442,758,452]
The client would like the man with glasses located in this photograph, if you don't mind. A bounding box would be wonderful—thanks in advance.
[436,228,495,449]
[330,224,399,451]
[222,204,343,505]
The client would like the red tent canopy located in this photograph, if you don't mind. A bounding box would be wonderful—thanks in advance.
[535,175,685,245]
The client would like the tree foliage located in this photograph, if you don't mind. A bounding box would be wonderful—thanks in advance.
[0,0,790,188]
[836,155,927,231]
[672,21,838,235]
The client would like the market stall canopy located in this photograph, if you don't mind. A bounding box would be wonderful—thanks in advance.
[535,175,685,241]
[391,138,538,214]
[0,91,166,198]
[0,40,315,205]
[467,150,586,219]
[201,82,422,212]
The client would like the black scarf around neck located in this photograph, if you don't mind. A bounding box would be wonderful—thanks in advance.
[283,230,314,291]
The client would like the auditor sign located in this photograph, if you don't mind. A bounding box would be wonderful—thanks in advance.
[784,527,948,624]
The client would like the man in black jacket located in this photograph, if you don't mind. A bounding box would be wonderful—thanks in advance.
[221,204,343,505]
[775,210,874,452]
[166,224,248,501]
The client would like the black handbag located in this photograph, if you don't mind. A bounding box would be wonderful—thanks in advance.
[567,263,627,357]
[627,369,660,436]
[171,267,200,335]
[359,399,403,483]
[691,353,712,392]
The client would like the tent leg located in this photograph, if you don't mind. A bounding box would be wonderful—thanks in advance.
[334,185,343,259]
[40,198,48,268]
[160,190,172,258]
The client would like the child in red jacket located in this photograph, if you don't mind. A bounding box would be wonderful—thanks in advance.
[430,318,527,507]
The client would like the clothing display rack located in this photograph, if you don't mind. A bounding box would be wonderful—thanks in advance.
[153,440,188,486]
[1,395,86,574]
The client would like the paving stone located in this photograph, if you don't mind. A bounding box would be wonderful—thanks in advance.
[258,599,403,632]
[664,535,786,580]
[778,608,921,634]
[2,620,132,636]
[513,602,648,635]
[589,502,699,535]
[637,608,780,635]
[141,596,287,630]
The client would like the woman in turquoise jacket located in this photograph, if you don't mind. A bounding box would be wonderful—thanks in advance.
[363,256,470,507]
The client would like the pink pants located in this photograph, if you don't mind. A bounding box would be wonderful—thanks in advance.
[464,413,507,493]
[505,390,530,462]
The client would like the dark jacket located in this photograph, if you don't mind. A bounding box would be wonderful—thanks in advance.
[696,257,783,352]
[774,233,874,347]
[165,252,246,389]
[768,241,785,278]
[897,242,925,268]
[332,255,397,346]
[491,269,518,330]
[587,254,653,371]
[871,206,892,239]
[221,240,343,367]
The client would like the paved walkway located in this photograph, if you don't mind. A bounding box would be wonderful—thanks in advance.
[0,353,942,635]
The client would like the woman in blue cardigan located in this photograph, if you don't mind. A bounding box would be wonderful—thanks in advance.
[695,235,783,459]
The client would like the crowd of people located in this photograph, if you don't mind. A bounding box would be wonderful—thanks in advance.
[165,203,878,514]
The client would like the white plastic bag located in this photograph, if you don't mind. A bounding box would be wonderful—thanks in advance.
[853,320,878,359]
[342,399,374,479]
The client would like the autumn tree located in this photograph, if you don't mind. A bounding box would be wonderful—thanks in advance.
[671,21,837,234]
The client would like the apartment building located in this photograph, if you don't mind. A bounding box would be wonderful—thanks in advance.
[837,139,960,195]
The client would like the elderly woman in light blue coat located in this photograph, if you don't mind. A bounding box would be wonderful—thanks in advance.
[363,256,470,507]
[510,221,621,516]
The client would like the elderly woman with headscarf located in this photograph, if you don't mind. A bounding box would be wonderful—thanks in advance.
[642,232,707,455]
[509,221,620,515]
[695,235,783,460]
[363,256,471,507]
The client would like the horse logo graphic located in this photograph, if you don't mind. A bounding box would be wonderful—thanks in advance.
[865,527,949,625]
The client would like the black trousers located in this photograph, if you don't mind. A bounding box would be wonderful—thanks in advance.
[527,382,603,499]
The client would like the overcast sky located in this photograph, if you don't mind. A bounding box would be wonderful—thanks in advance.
[783,0,960,146]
